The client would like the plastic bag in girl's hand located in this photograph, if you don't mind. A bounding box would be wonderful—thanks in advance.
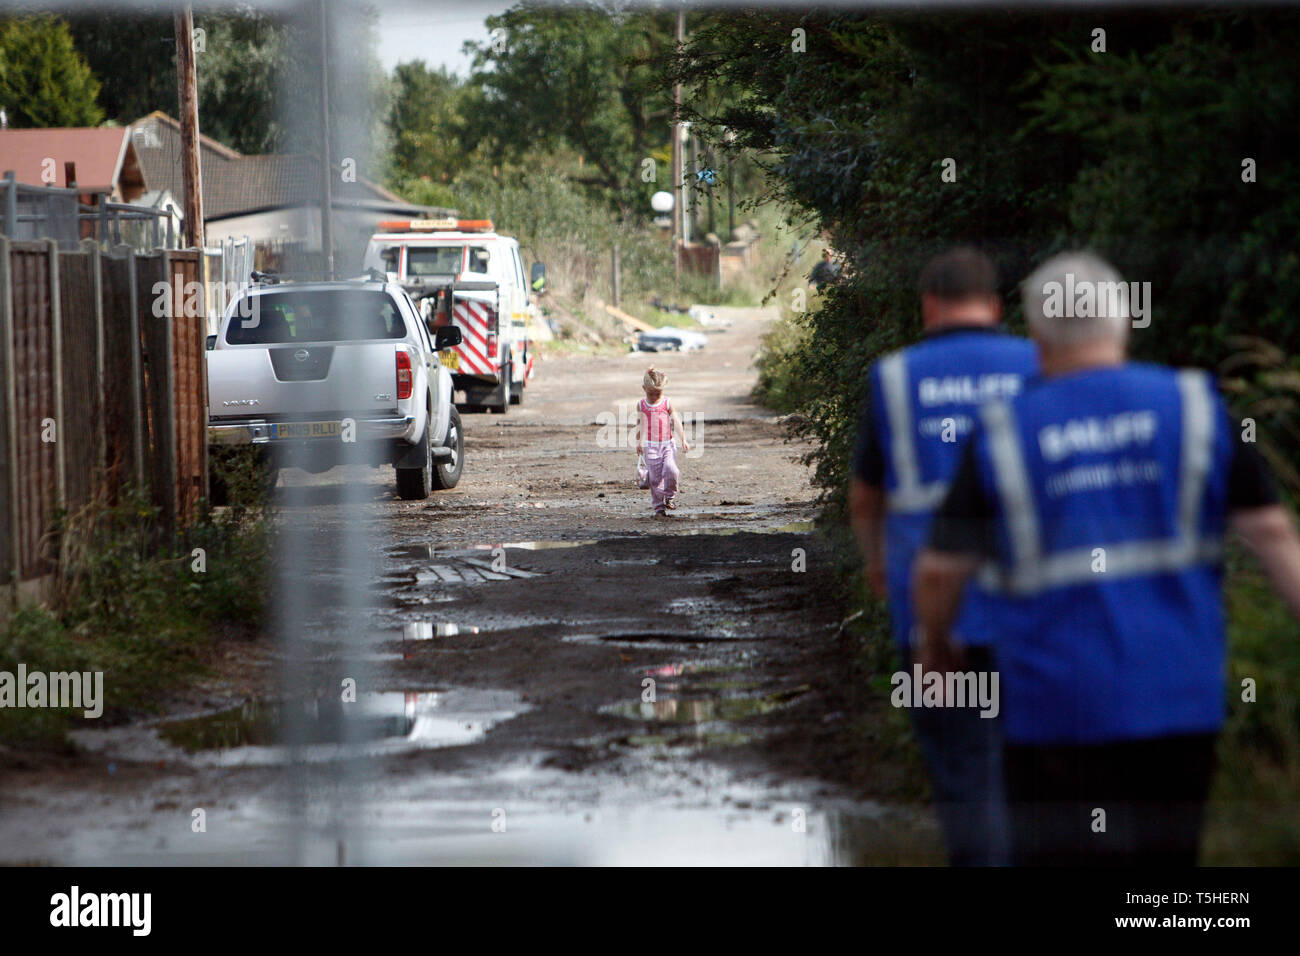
[636,455,650,489]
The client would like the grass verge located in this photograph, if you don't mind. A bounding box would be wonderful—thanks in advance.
[821,515,1300,864]
[0,458,272,752]
[1203,556,1300,863]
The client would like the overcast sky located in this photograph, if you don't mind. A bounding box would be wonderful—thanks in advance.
[374,1,514,76]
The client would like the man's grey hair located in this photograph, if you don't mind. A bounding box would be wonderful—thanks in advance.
[1021,251,1130,347]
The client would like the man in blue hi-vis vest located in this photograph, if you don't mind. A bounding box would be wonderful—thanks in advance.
[850,247,1039,866]
[916,251,1300,865]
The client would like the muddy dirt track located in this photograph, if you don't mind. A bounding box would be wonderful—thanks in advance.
[0,307,941,865]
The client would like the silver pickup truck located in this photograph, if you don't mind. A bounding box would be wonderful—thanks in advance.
[206,276,464,500]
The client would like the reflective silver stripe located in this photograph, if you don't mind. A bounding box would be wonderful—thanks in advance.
[981,400,1042,587]
[978,536,1224,595]
[886,481,948,513]
[1177,369,1214,543]
[980,370,1222,597]
[880,354,921,506]
[881,353,950,514]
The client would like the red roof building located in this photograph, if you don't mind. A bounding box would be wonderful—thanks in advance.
[0,127,146,200]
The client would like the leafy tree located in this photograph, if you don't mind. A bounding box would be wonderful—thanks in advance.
[0,15,104,127]
[195,11,288,155]
[64,5,173,124]
[1024,12,1300,370]
[66,3,386,172]
[65,4,284,150]
[673,9,1300,509]
[465,1,675,211]
[387,61,475,185]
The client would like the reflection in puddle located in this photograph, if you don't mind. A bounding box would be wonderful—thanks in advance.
[625,730,756,749]
[640,662,760,698]
[564,631,751,646]
[775,521,815,533]
[386,544,433,560]
[152,689,526,765]
[604,660,804,748]
[484,540,597,551]
[401,621,480,640]
[684,521,815,536]
[603,692,796,724]
[49,800,919,866]
[162,695,415,750]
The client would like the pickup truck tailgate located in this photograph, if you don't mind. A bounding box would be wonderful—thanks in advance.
[209,342,403,418]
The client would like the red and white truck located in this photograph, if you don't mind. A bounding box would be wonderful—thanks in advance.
[363,219,541,414]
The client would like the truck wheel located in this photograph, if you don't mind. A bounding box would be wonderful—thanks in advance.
[491,363,511,414]
[509,366,524,405]
[395,429,433,501]
[431,406,463,490]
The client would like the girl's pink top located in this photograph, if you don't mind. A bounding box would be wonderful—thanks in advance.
[639,397,673,442]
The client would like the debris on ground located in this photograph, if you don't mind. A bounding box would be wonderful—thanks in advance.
[637,326,709,352]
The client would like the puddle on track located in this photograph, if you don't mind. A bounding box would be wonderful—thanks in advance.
[564,631,772,647]
[599,659,806,750]
[684,521,816,535]
[24,766,921,865]
[603,687,805,726]
[73,688,527,767]
[399,621,481,640]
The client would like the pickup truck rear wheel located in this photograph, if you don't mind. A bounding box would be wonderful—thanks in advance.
[395,427,433,501]
[431,406,463,490]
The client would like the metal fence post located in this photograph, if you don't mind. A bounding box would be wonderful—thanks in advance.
[0,235,16,598]
[82,237,107,475]
[125,246,145,488]
[46,239,66,513]
[3,172,16,238]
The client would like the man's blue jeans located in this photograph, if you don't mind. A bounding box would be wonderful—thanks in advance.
[904,647,1010,866]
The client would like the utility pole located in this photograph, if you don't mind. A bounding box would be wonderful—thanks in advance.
[723,127,736,241]
[174,5,203,249]
[671,8,684,279]
[317,0,335,278]
[685,132,696,245]
[727,145,735,239]
[706,146,715,238]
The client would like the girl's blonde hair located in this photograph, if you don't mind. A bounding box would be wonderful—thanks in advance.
[642,367,667,394]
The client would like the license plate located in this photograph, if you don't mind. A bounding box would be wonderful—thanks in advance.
[440,349,459,370]
[272,420,340,439]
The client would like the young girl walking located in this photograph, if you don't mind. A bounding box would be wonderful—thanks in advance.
[636,367,689,517]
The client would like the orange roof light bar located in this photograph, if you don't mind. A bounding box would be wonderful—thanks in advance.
[377,218,494,233]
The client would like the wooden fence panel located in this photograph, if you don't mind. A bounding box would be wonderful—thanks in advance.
[100,248,144,499]
[2,241,214,589]
[57,245,101,514]
[7,241,59,581]
[135,252,175,535]
[166,250,206,522]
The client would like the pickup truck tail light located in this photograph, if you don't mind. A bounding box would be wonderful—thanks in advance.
[396,349,413,400]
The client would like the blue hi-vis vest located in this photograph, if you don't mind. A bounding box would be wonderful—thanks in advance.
[971,363,1233,745]
[869,329,1039,650]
